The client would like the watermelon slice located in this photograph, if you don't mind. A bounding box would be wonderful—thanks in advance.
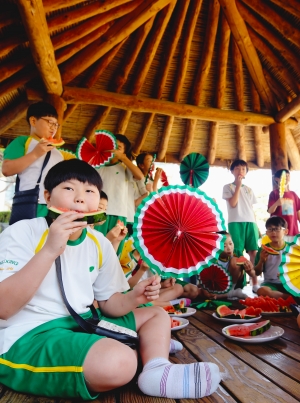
[261,244,280,255]
[225,320,271,337]
[117,219,125,230]
[43,137,65,147]
[48,206,107,224]
[236,256,248,266]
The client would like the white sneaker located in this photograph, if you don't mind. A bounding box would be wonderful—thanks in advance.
[252,285,260,293]
[227,288,248,300]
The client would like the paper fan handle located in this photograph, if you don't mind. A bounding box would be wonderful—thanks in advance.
[189,169,194,187]
[279,171,286,198]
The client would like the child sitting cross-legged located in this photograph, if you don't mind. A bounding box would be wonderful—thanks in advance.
[0,159,221,401]
[254,216,291,299]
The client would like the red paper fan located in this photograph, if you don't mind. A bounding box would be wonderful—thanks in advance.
[133,185,226,278]
[161,170,169,186]
[199,263,232,294]
[76,130,116,168]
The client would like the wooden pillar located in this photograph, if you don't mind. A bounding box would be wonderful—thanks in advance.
[45,94,66,139]
[269,122,288,175]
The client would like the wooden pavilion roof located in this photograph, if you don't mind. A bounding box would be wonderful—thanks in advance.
[1,0,300,169]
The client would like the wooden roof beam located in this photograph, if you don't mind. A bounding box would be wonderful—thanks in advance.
[218,0,277,112]
[241,0,300,49]
[263,68,292,105]
[16,0,62,95]
[132,0,190,156]
[180,0,220,161]
[208,12,230,164]
[0,98,29,135]
[286,128,300,171]
[81,18,155,140]
[250,79,264,168]
[158,0,203,160]
[275,94,300,123]
[60,0,173,85]
[116,1,176,135]
[269,0,300,20]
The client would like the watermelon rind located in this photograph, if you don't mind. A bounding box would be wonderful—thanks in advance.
[48,207,107,224]
[261,244,280,255]
[225,320,271,336]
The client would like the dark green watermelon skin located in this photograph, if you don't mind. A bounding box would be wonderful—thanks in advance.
[47,209,107,224]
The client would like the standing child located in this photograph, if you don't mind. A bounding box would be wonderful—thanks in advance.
[136,152,163,193]
[2,102,63,219]
[254,216,291,299]
[0,159,221,400]
[268,169,300,242]
[222,159,259,292]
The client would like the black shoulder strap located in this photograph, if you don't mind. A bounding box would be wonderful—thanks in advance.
[15,151,51,192]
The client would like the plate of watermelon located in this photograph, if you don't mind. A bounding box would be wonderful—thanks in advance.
[239,296,296,315]
[170,317,189,331]
[213,304,262,323]
[222,320,284,343]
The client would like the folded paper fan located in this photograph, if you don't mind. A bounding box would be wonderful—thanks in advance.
[279,234,300,296]
[180,153,209,188]
[76,130,116,168]
[279,170,286,198]
[58,148,76,160]
[133,185,226,278]
[160,169,169,186]
[199,263,232,294]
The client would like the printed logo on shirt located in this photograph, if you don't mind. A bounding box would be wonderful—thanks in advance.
[89,266,95,272]
[282,199,294,216]
[0,259,19,266]
[0,267,14,271]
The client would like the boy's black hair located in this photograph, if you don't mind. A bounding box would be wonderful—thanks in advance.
[136,152,152,167]
[115,134,131,159]
[44,159,102,194]
[230,159,249,173]
[26,102,58,124]
[100,190,108,200]
[274,168,290,178]
[265,216,288,229]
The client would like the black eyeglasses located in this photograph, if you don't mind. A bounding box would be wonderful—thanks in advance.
[266,227,285,233]
[40,117,60,130]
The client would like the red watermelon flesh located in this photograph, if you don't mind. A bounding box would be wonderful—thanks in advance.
[261,244,280,255]
[225,320,271,337]
[236,256,248,266]
[216,305,236,318]
[48,206,106,224]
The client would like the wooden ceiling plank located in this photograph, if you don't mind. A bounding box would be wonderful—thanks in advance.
[248,26,300,95]
[275,94,300,123]
[0,98,29,135]
[269,0,300,20]
[208,13,230,164]
[82,106,112,141]
[16,0,63,95]
[241,0,300,49]
[0,52,32,84]
[116,0,176,134]
[0,67,36,98]
[133,0,190,156]
[158,0,203,160]
[286,128,300,170]
[218,0,277,112]
[43,0,89,13]
[250,79,264,167]
[58,86,298,127]
[263,68,292,104]
[180,0,219,161]
[60,0,172,85]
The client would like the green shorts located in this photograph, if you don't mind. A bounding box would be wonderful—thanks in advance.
[260,282,287,293]
[228,222,259,256]
[0,310,136,400]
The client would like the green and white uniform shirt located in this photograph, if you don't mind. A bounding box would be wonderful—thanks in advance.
[0,218,129,355]
[4,136,63,204]
[222,183,257,223]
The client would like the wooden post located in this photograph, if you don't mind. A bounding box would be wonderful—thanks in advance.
[269,122,288,175]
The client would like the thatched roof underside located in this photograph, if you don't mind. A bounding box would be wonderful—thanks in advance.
[1,0,300,169]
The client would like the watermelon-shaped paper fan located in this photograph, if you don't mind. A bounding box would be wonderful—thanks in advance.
[76,130,116,168]
[279,170,286,198]
[180,153,209,188]
[161,170,169,186]
[58,148,76,160]
[279,234,300,296]
[199,263,232,294]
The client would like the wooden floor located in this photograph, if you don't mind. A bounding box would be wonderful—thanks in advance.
[1,303,299,403]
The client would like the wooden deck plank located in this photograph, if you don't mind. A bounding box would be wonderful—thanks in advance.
[181,314,299,402]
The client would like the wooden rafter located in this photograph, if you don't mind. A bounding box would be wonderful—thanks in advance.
[180,0,220,161]
[250,79,264,168]
[207,13,230,164]
[132,0,190,156]
[241,0,300,49]
[116,0,176,134]
[269,0,300,20]
[263,68,292,104]
[82,17,155,140]
[286,128,300,170]
[275,94,300,123]
[0,98,29,135]
[218,0,277,112]
[60,0,172,85]
[16,0,62,95]
[158,0,203,160]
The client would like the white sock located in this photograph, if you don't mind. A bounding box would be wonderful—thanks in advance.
[227,287,247,300]
[169,339,183,354]
[138,357,221,398]
[170,298,191,307]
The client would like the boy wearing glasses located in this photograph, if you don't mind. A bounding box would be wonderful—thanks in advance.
[2,102,63,219]
[254,216,291,299]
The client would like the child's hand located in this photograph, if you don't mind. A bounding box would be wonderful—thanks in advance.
[161,277,176,288]
[154,168,163,180]
[260,249,269,263]
[111,148,126,161]
[236,174,244,187]
[132,274,161,303]
[243,260,254,274]
[33,138,54,157]
[44,211,87,257]
[106,224,127,243]
[201,289,216,300]
[146,182,154,193]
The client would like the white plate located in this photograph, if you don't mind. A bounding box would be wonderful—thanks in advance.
[170,308,197,318]
[171,318,189,331]
[212,312,262,323]
[261,311,293,316]
[222,324,284,343]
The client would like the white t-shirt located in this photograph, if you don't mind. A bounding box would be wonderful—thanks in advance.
[222,183,257,223]
[0,218,129,355]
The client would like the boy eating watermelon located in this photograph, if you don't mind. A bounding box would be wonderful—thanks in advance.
[0,159,221,401]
